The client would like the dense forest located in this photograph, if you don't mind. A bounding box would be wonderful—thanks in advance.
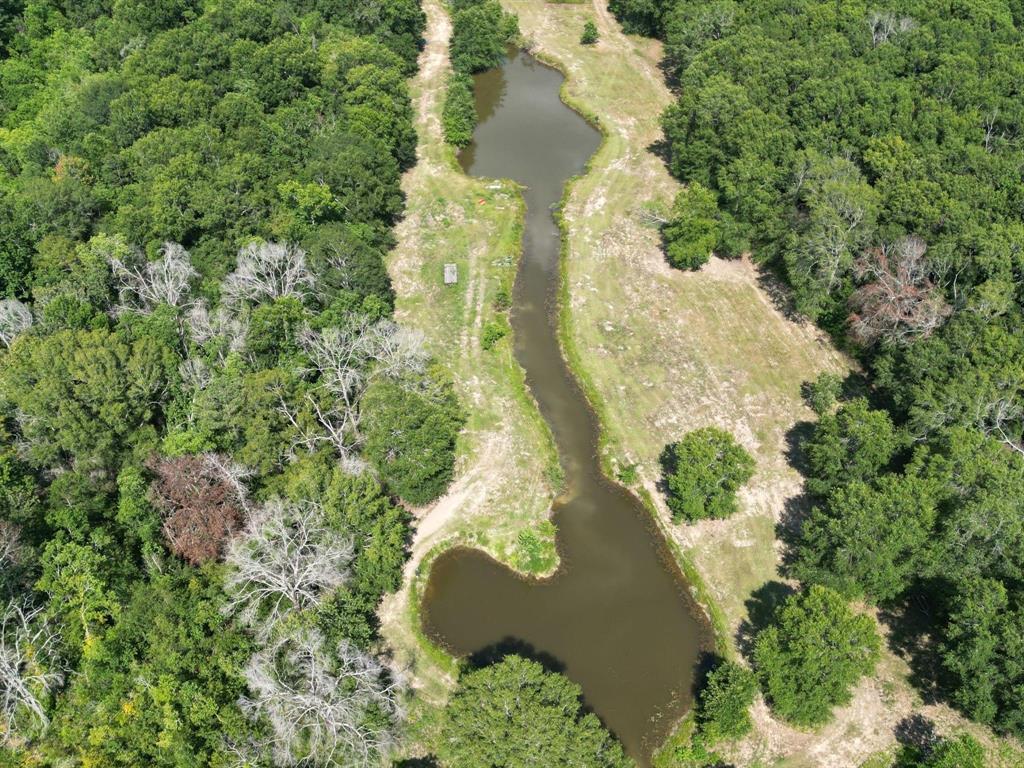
[613,0,1024,746]
[0,0,476,764]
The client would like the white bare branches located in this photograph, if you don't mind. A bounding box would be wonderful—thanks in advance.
[239,627,401,767]
[187,301,249,361]
[222,243,315,307]
[1,600,64,738]
[972,396,1024,457]
[366,321,429,381]
[0,522,22,572]
[789,153,876,315]
[110,242,198,316]
[868,11,916,47]
[277,320,427,464]
[223,499,352,636]
[0,300,33,348]
[201,452,255,513]
[849,236,951,346]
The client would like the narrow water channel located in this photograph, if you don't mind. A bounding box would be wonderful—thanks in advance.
[420,49,713,763]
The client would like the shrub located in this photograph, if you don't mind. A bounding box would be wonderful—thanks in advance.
[662,183,720,271]
[802,371,842,416]
[481,318,508,350]
[660,427,755,522]
[581,19,599,45]
[442,72,477,147]
[698,660,758,742]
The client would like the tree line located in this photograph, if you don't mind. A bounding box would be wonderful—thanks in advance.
[610,0,1024,757]
[441,0,518,147]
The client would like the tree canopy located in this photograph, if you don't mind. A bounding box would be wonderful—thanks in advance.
[0,0,447,763]
[440,655,633,768]
[660,427,755,522]
[753,585,880,727]
[610,0,1024,740]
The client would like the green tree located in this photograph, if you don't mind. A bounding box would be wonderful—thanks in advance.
[794,475,938,602]
[361,376,464,505]
[897,733,986,768]
[442,72,477,147]
[662,182,721,270]
[0,328,176,469]
[753,585,880,727]
[450,1,517,74]
[660,427,755,522]
[940,579,1024,736]
[440,655,633,768]
[52,569,254,767]
[803,398,899,498]
[698,660,758,742]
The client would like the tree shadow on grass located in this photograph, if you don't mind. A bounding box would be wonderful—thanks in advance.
[735,580,796,658]
[878,582,953,707]
[894,712,939,755]
[647,137,673,168]
[755,265,805,323]
[393,759,439,768]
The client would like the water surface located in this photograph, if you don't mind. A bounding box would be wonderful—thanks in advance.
[420,49,712,763]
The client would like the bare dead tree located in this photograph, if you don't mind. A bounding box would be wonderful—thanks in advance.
[0,300,33,348]
[0,522,21,570]
[868,10,916,47]
[276,320,427,465]
[789,153,875,310]
[223,499,352,635]
[972,396,1024,458]
[848,236,951,346]
[186,300,249,362]
[178,357,212,393]
[239,627,401,767]
[222,243,315,307]
[1,600,64,739]
[110,242,198,315]
[364,321,429,381]
[148,454,251,565]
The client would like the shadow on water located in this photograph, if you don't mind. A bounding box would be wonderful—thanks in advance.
[418,49,714,765]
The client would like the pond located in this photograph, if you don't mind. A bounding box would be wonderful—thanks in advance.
[420,48,713,764]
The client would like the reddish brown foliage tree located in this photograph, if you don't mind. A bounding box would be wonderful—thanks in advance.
[848,236,951,346]
[148,454,250,565]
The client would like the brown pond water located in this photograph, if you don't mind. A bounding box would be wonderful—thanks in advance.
[420,49,712,764]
